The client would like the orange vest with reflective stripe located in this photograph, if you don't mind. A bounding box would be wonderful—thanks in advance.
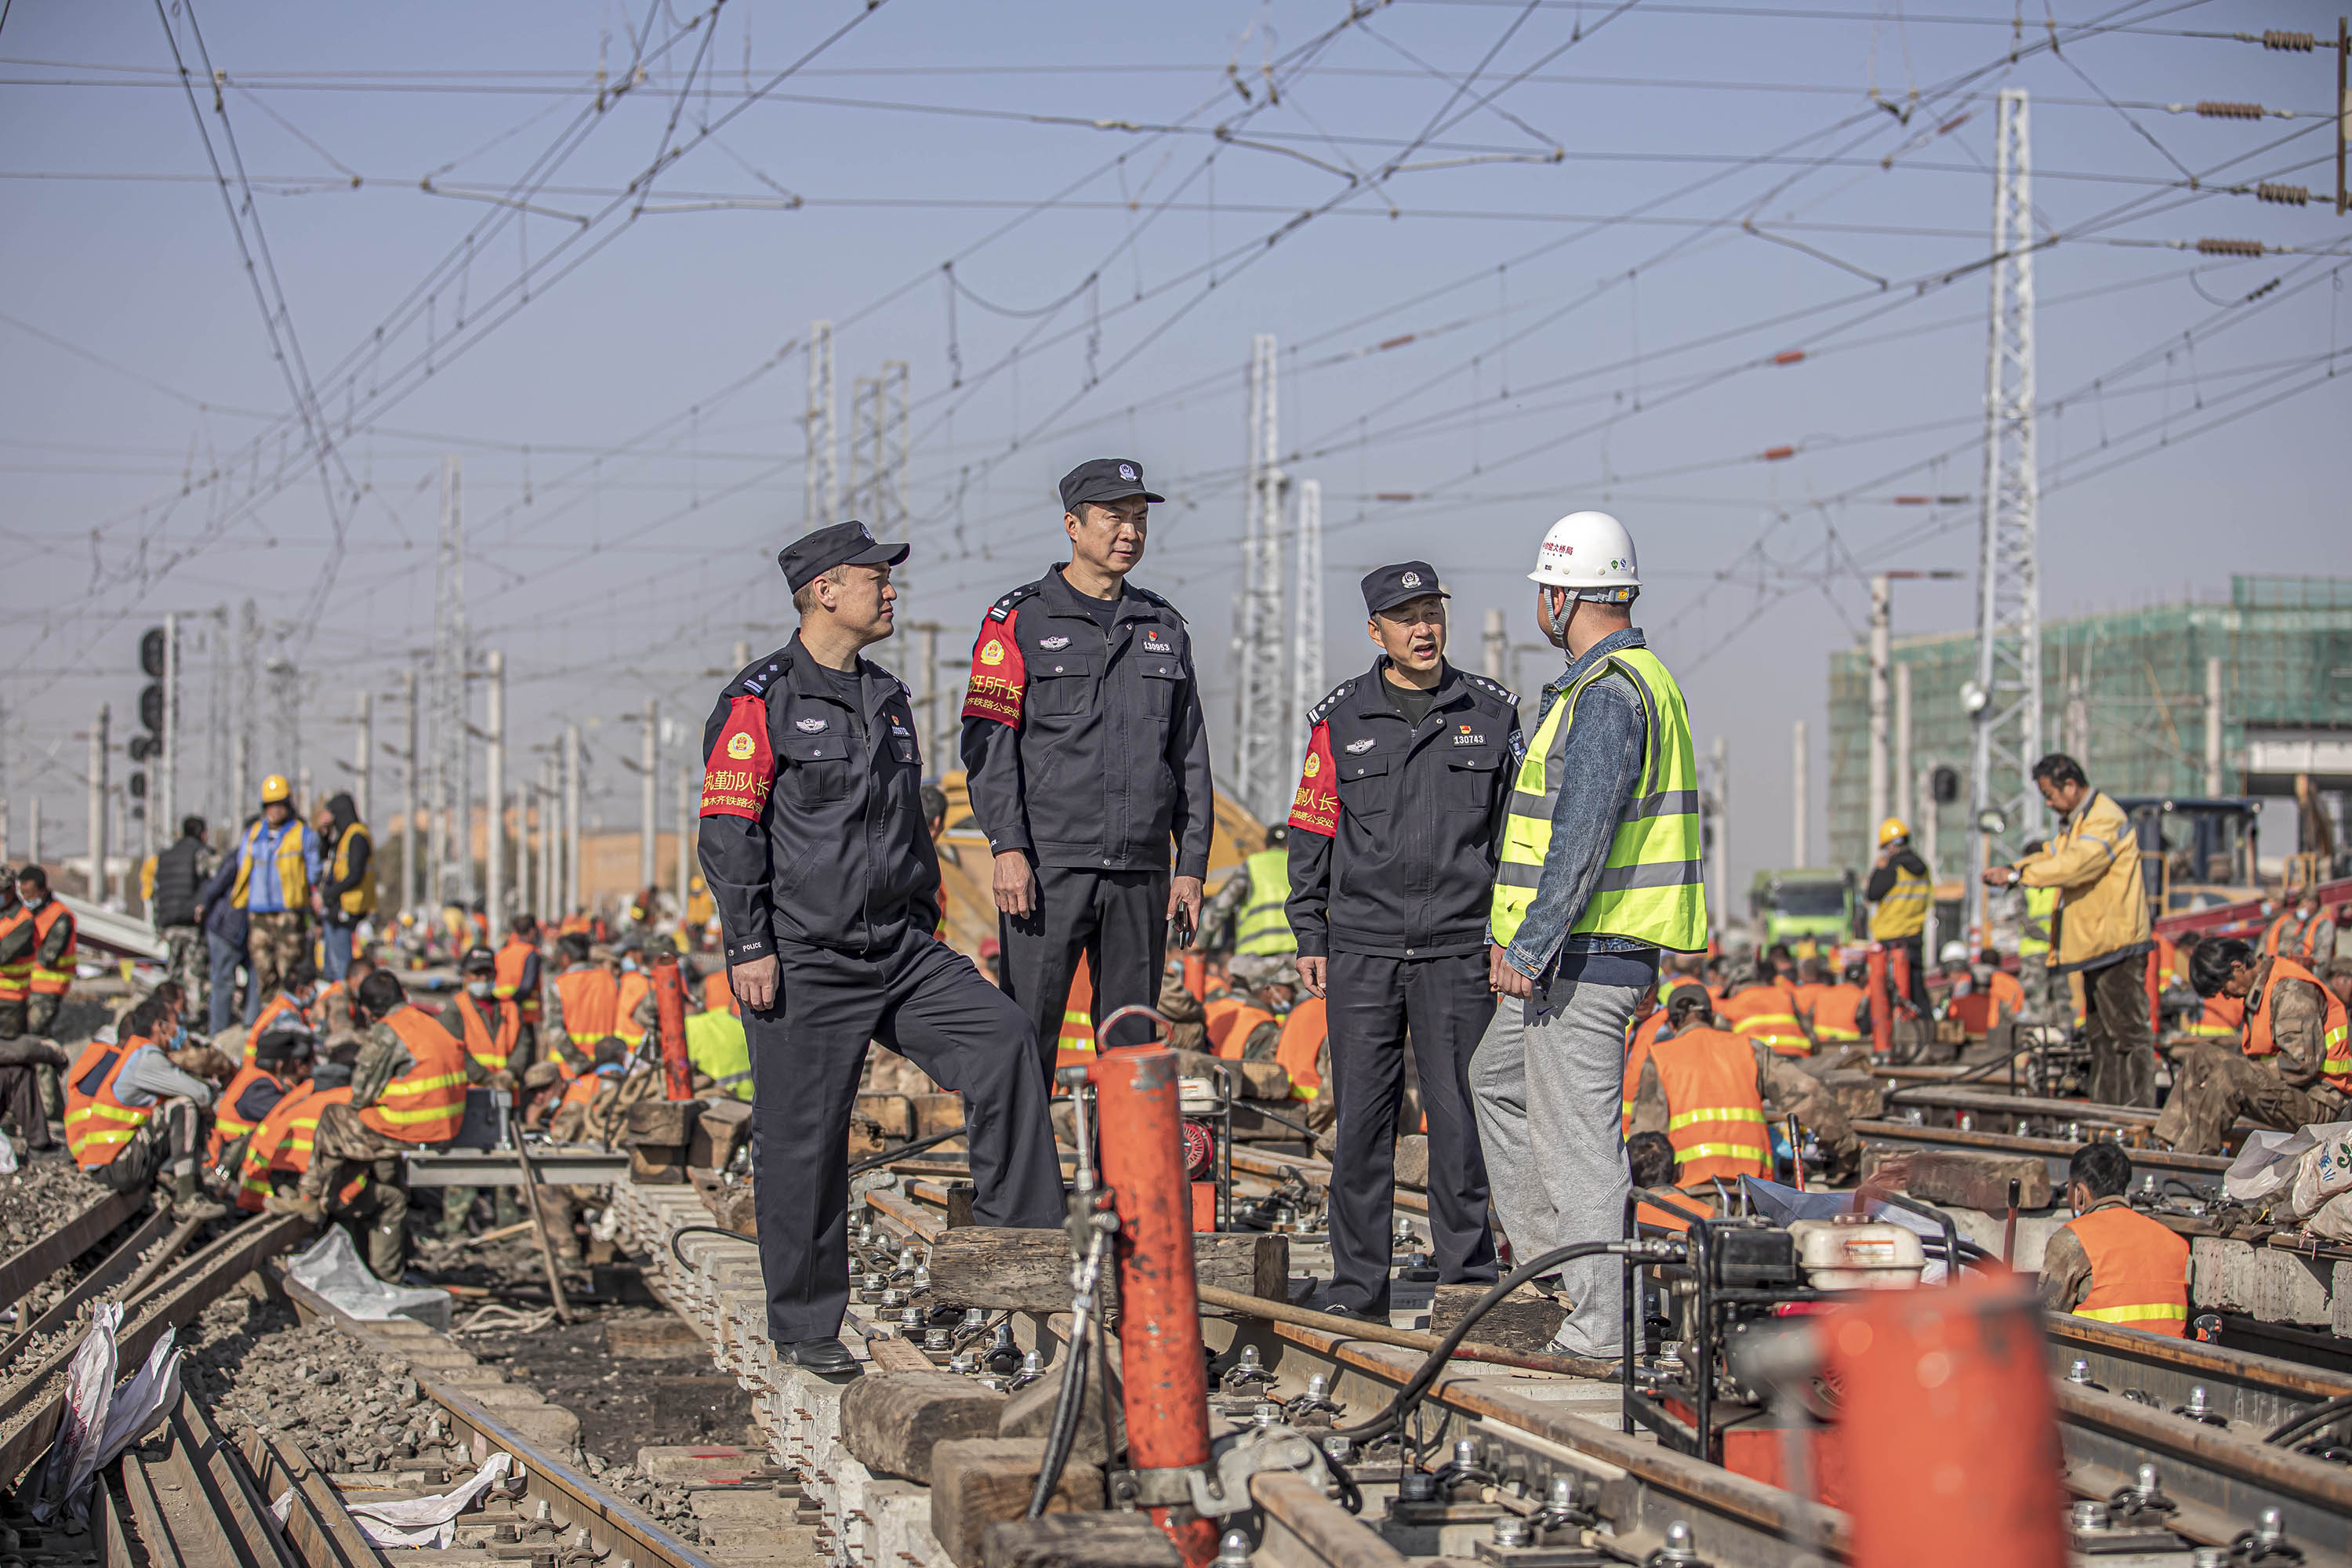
[1623,1010,1671,1136]
[0,904,31,1003]
[1276,997,1326,1100]
[27,902,74,996]
[1211,1005,1275,1061]
[1808,984,1864,1042]
[615,971,651,1045]
[65,1037,150,1168]
[702,970,739,1018]
[454,993,522,1074]
[2063,1203,2188,1335]
[556,967,619,1043]
[1203,996,1243,1051]
[494,935,543,1022]
[1636,1190,1718,1234]
[358,1006,469,1144]
[1058,957,1098,1062]
[1651,1026,1769,1185]
[1718,985,1808,1057]
[2187,992,2244,1037]
[241,1084,370,1211]
[2245,958,2350,1080]
[247,990,310,1064]
[208,1063,293,1162]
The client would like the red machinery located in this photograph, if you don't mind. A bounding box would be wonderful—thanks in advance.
[649,949,692,1101]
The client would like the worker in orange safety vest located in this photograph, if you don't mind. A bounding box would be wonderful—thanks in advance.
[1627,985,1856,1189]
[2041,1141,2188,1336]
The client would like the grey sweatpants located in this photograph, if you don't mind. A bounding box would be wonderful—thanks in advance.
[1469,976,1640,1356]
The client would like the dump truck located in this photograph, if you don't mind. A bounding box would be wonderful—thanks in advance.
[1748,867,1855,953]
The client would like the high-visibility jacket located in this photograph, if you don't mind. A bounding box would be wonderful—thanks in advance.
[1809,983,1865,1042]
[1987,969,2026,1024]
[240,1085,369,1212]
[454,992,522,1074]
[1868,862,1932,941]
[1651,1025,1769,1185]
[208,1064,295,1163]
[326,820,376,918]
[27,902,75,997]
[1717,984,1808,1057]
[246,989,311,1064]
[2061,1203,2189,1335]
[2019,885,2057,959]
[558,913,591,937]
[702,969,739,1019]
[685,1009,752,1101]
[1623,1009,1671,1135]
[1490,646,1705,953]
[1058,956,1098,1060]
[1275,996,1326,1100]
[2264,911,2314,959]
[1235,848,1298,957]
[614,970,652,1047]
[555,967,619,1044]
[230,818,313,911]
[358,1006,469,1144]
[0,902,30,1004]
[64,1036,149,1168]
[495,936,543,1022]
[1635,1189,1718,1234]
[1211,1004,1276,1060]
[2244,957,2350,1080]
[562,1068,617,1112]
[1789,981,1825,1018]
[2185,993,2244,1038]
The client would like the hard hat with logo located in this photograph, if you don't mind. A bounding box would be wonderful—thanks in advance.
[1877,815,1910,847]
[260,774,292,804]
[1528,510,1640,599]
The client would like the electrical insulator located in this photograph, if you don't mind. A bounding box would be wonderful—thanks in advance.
[2259,29,2315,49]
[1761,445,1795,461]
[2194,100,2263,119]
[2195,238,2265,257]
[1772,350,1806,365]
[2256,183,2310,206]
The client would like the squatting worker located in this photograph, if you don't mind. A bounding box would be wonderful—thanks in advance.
[2041,1142,2188,1335]
[960,459,1214,1073]
[2154,935,2346,1154]
[701,520,1064,1374]
[1285,561,1519,1322]
[1468,510,1706,1358]
[1981,753,2155,1106]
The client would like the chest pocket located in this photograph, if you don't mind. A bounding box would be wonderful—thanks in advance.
[782,732,857,804]
[1029,655,1094,718]
[1335,751,1391,817]
[1135,659,1185,719]
[1445,746,1504,810]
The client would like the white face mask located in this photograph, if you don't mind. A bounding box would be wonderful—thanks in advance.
[468,980,494,998]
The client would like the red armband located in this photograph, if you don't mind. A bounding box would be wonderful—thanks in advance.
[699,695,775,820]
[1288,723,1339,837]
[961,609,1028,728]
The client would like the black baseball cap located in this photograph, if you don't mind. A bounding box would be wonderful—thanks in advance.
[776,519,909,593]
[1059,458,1164,512]
[461,946,496,973]
[1360,561,1450,617]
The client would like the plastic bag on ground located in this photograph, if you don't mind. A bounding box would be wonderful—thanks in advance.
[286,1226,452,1330]
[2287,1122,2352,1218]
[344,1451,513,1548]
[2226,1127,2316,1203]
[30,1302,120,1522]
[67,1334,183,1523]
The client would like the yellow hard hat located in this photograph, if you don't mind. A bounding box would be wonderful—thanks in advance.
[260,775,292,804]
[1877,815,1909,847]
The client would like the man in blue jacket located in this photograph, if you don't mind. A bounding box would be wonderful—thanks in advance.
[194,820,253,1037]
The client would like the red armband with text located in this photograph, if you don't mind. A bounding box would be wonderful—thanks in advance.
[699,695,775,820]
[961,610,1028,728]
[1288,723,1339,837]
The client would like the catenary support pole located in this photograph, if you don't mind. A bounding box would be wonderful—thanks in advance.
[1791,719,1809,867]
[564,724,583,917]
[1867,575,1889,834]
[89,705,110,902]
[485,651,505,945]
[2204,655,2223,796]
[639,701,658,894]
[402,668,420,916]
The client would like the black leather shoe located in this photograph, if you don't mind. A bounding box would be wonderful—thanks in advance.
[1321,1304,1381,1324]
[783,1338,861,1375]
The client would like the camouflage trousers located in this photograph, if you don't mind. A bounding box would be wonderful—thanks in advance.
[299,1100,435,1281]
[162,924,207,1018]
[245,912,310,1018]
[2154,1042,2348,1156]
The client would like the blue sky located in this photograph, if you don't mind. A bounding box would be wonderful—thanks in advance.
[2,0,2343,895]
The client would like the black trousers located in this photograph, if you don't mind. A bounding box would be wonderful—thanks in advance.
[999,866,1170,1073]
[1323,949,1497,1313]
[750,927,1064,1345]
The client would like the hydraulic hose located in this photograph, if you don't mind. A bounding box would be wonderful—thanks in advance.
[2265,1391,2352,1447]
[1329,1237,1671,1443]
[1027,1221,1110,1518]
[669,1222,757,1269]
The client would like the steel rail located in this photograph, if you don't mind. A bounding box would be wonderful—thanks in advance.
[2046,1313,2352,1432]
[0,1206,183,1370]
[100,1389,309,1568]
[0,1189,142,1307]
[1852,1117,2231,1186]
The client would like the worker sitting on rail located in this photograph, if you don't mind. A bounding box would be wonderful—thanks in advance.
[448,946,528,1079]
[1626,985,1857,1187]
[1714,960,1814,1058]
[1806,962,1867,1048]
[543,934,615,1077]
[237,1042,371,1221]
[207,1023,313,1172]
[242,956,319,1065]
[2040,1142,2189,1336]
[2263,888,2337,967]
[64,994,219,1209]
[1626,1132,1715,1232]
[268,968,503,1281]
[2154,936,2347,1156]
[314,947,376,1051]
[0,872,70,1152]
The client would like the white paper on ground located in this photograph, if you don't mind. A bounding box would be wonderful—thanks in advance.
[285,1225,453,1329]
[30,1301,122,1523]
[70,1334,184,1520]
[0,1134,19,1174]
[344,1451,513,1548]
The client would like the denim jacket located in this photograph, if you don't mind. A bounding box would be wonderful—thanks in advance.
[1501,627,1655,984]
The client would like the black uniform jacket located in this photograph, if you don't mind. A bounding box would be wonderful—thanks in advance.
[697,634,938,963]
[1283,659,1524,960]
[958,564,1214,880]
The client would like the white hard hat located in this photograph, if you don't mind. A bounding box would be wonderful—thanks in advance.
[1940,940,1970,965]
[1529,510,1639,597]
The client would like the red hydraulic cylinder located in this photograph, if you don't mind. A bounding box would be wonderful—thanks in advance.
[650,950,692,1101]
[1181,953,1207,1002]
[2145,947,2163,1040]
[1865,943,1893,1059]
[1091,1048,1218,1568]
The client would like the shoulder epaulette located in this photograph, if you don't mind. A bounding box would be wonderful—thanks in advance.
[733,647,792,699]
[985,581,1044,622]
[1127,584,1183,619]
[1307,678,1357,728]
[1463,671,1519,710]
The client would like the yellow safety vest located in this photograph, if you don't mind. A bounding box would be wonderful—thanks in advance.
[1869,862,1932,941]
[2018,884,2056,959]
[1489,645,1706,953]
[230,819,312,912]
[329,822,377,918]
[1235,848,1298,957]
[685,1009,753,1102]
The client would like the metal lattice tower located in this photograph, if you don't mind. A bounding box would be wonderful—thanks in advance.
[1965,88,2042,937]
[851,361,911,592]
[1230,335,1290,823]
[804,321,838,526]
[433,455,470,906]
[1290,479,1324,742]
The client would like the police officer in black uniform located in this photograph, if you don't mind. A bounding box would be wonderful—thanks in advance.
[699,521,1064,1373]
[960,460,1215,1073]
[1285,562,1519,1319]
